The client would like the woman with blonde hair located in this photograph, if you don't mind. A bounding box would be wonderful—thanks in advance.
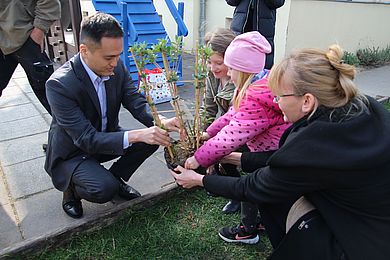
[172,44,390,259]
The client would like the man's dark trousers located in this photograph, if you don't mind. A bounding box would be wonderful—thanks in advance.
[0,37,53,114]
[71,142,159,203]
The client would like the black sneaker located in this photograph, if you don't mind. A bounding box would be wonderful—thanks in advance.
[218,224,259,244]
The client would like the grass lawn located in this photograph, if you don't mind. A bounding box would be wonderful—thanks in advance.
[35,189,272,259]
[384,101,390,111]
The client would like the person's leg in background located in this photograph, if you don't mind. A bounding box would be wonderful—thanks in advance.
[219,163,241,214]
[218,200,260,245]
[13,37,53,114]
[0,50,19,97]
[260,201,294,248]
[219,145,250,214]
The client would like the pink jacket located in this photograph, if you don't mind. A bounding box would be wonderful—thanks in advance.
[194,78,290,168]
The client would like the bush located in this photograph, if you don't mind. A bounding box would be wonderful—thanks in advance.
[343,51,360,66]
[384,102,390,111]
[356,46,390,67]
[343,46,390,68]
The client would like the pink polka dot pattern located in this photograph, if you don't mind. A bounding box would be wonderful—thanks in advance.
[194,78,291,168]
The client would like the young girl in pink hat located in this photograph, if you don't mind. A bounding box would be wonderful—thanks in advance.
[185,31,290,244]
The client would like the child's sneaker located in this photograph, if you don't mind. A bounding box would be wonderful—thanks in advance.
[218,224,259,244]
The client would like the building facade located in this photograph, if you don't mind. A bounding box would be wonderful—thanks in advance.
[80,0,390,63]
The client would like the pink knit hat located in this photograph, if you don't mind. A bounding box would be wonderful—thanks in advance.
[224,31,272,74]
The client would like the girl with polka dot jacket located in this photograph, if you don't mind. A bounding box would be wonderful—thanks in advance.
[185,31,290,170]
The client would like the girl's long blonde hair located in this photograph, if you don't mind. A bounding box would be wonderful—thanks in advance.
[232,72,255,110]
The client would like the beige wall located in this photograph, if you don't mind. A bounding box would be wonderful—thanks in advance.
[204,1,234,33]
[284,0,390,56]
[80,0,390,59]
[80,0,96,16]
[273,0,291,63]
[154,0,199,52]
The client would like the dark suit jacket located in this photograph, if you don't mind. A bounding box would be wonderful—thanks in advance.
[45,54,154,191]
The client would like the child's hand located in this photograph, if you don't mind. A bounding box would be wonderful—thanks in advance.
[185,156,200,169]
[201,132,210,141]
[206,165,216,175]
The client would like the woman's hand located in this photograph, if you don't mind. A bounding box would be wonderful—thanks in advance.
[170,165,204,189]
[220,152,242,166]
[185,156,200,169]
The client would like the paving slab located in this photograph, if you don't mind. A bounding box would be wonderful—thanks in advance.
[0,203,22,249]
[14,189,118,240]
[12,78,33,94]
[0,103,41,124]
[10,65,28,79]
[129,149,175,195]
[0,132,47,167]
[0,116,49,142]
[2,157,52,200]
[355,65,390,97]
[0,85,31,107]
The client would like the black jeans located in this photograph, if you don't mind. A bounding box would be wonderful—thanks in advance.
[71,142,159,203]
[220,145,258,233]
[0,37,53,114]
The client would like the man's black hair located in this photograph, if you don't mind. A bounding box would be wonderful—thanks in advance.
[80,12,123,45]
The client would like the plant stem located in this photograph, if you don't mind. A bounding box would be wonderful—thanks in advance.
[130,50,174,159]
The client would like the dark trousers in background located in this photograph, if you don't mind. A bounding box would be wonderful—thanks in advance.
[71,142,159,203]
[260,201,295,248]
[0,37,53,114]
[220,145,259,233]
[220,164,259,232]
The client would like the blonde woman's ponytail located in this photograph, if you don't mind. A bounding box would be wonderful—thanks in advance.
[326,45,358,106]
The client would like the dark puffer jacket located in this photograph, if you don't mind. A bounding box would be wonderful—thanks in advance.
[226,0,285,69]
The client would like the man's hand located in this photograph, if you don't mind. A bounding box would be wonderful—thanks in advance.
[30,27,45,52]
[161,117,180,132]
[170,165,204,189]
[185,156,200,170]
[128,126,171,146]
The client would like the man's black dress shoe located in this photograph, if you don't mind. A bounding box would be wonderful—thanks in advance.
[62,187,83,219]
[117,178,141,200]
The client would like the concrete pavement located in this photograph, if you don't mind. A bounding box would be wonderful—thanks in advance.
[355,65,390,98]
[0,57,388,257]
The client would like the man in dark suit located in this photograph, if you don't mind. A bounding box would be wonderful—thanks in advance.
[45,12,180,219]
